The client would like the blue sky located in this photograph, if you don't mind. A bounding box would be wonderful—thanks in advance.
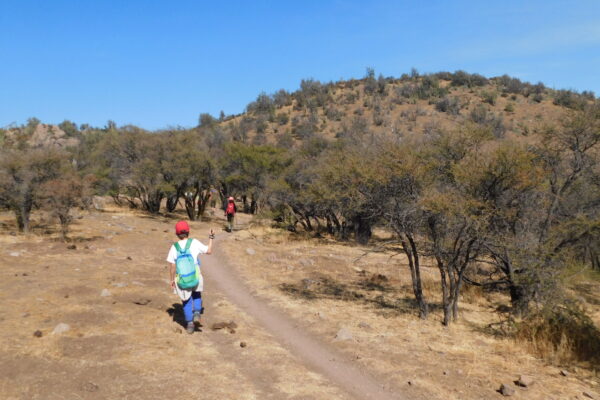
[1,0,599,130]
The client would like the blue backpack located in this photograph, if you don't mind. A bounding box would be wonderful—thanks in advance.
[174,239,200,289]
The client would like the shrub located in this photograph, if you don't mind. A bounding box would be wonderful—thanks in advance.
[504,103,515,113]
[515,304,600,365]
[325,107,343,121]
[273,89,292,107]
[482,90,497,105]
[276,112,289,125]
[451,70,488,87]
[553,90,586,110]
[470,104,488,123]
[435,96,461,115]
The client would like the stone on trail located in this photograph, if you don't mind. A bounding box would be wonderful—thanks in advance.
[92,196,105,210]
[358,321,372,330]
[100,289,111,297]
[67,244,77,250]
[499,383,515,396]
[334,327,353,341]
[246,248,256,255]
[33,330,43,338]
[240,341,247,348]
[560,369,569,377]
[583,391,597,399]
[299,258,315,267]
[112,282,127,288]
[52,323,71,335]
[516,375,534,387]
[9,252,20,257]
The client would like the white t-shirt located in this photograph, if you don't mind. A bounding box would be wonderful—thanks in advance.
[166,238,209,299]
[166,238,208,266]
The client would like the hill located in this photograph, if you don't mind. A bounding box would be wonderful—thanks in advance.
[214,70,594,146]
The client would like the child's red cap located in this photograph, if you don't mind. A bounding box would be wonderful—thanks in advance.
[175,220,190,235]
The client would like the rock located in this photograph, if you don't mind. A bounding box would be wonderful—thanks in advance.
[499,383,515,396]
[299,258,315,267]
[560,370,569,377]
[126,256,132,260]
[132,281,145,286]
[358,321,372,330]
[246,248,256,255]
[100,289,111,297]
[317,311,327,320]
[82,382,99,392]
[66,244,77,250]
[173,327,182,334]
[443,370,449,376]
[212,321,238,331]
[9,232,16,236]
[9,252,20,257]
[285,265,295,271]
[240,341,247,348]
[33,330,43,338]
[92,196,105,210]
[353,266,364,273]
[106,248,116,254]
[52,323,71,335]
[407,380,414,386]
[334,327,353,341]
[583,392,596,399]
[516,375,534,387]
[112,282,127,288]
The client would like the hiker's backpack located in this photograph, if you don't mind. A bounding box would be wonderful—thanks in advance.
[226,202,235,215]
[174,239,199,289]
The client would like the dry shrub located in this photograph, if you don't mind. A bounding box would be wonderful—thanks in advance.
[515,304,600,367]
[461,283,486,305]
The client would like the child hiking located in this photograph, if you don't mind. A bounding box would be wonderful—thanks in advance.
[166,220,215,334]
[225,196,237,232]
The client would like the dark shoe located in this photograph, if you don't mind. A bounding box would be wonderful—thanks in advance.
[193,311,202,324]
[186,321,195,334]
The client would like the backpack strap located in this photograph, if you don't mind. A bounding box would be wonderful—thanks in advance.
[184,238,192,251]
[174,242,183,254]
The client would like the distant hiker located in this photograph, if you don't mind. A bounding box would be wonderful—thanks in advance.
[225,196,237,232]
[166,220,215,334]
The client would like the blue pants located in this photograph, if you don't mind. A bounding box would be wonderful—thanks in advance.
[182,292,202,322]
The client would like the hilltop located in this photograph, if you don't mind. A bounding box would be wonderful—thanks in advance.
[212,70,594,146]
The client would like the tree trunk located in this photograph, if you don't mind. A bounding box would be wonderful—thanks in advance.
[509,283,530,316]
[400,233,428,319]
[166,193,180,213]
[353,214,372,245]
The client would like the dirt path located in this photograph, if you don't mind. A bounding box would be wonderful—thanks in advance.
[203,235,406,400]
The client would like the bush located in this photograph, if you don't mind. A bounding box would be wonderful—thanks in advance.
[515,304,600,365]
[504,103,515,113]
[482,90,497,105]
[553,90,587,110]
[435,96,461,115]
[451,70,488,87]
[276,112,289,125]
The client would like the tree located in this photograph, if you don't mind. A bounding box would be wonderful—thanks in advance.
[0,148,66,232]
[40,173,92,240]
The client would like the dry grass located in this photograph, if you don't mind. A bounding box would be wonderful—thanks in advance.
[222,221,600,399]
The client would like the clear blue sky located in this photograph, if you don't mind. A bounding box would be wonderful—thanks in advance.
[1,0,599,130]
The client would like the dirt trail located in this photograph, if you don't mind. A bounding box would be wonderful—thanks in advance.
[203,235,405,400]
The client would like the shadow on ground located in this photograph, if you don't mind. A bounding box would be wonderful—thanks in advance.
[280,273,444,316]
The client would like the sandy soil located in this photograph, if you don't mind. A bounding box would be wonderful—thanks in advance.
[0,205,598,400]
